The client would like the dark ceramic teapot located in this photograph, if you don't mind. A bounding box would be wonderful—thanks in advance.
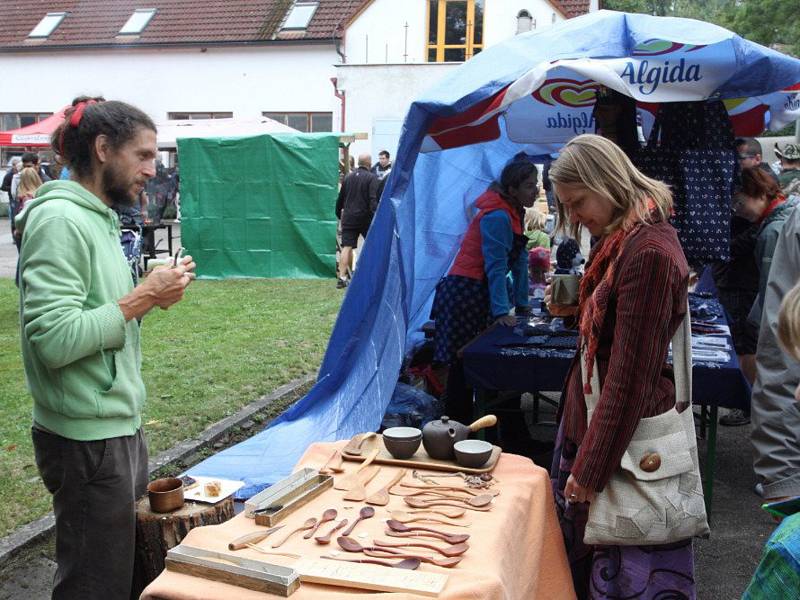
[422,415,497,460]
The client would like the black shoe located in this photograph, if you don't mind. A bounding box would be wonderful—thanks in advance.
[336,278,348,289]
[719,409,750,426]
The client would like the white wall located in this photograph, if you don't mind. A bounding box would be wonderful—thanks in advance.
[344,0,567,65]
[0,44,341,127]
[335,63,457,157]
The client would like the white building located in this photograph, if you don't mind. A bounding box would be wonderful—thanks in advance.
[0,1,594,166]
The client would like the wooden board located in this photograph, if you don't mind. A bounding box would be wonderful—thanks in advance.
[341,434,501,474]
[165,545,299,597]
[296,558,447,597]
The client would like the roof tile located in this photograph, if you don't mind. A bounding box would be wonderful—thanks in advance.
[0,0,367,49]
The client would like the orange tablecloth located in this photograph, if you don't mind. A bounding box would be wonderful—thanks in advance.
[141,441,576,600]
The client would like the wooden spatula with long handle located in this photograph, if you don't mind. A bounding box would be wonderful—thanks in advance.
[334,448,380,491]
[342,465,382,502]
[365,469,407,506]
[342,432,377,456]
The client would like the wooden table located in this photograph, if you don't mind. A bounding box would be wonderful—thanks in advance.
[141,441,576,599]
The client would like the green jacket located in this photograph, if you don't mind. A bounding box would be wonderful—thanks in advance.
[17,181,144,441]
[749,195,800,325]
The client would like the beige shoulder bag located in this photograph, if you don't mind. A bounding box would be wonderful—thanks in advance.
[581,307,711,545]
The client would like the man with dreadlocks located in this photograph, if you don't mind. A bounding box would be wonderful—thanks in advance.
[15,96,196,599]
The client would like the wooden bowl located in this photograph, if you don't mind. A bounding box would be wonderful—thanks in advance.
[147,477,185,513]
[453,440,493,468]
[382,427,422,460]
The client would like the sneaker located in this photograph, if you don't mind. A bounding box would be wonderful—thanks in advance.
[336,278,348,289]
[755,482,764,497]
[719,408,750,426]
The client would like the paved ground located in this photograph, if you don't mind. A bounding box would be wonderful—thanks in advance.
[0,217,179,279]
[0,215,777,598]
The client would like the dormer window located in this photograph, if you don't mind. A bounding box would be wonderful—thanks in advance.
[120,9,157,35]
[283,2,318,30]
[28,12,66,38]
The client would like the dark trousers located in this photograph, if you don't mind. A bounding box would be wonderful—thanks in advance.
[444,359,474,425]
[32,426,148,600]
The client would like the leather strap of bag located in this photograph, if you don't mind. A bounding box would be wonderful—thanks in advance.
[583,302,692,414]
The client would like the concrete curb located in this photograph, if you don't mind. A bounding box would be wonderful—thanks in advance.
[0,372,314,568]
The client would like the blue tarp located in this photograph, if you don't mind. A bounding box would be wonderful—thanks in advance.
[188,10,800,498]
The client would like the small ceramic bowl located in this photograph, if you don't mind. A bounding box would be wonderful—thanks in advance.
[453,439,493,468]
[382,427,422,460]
[148,477,185,513]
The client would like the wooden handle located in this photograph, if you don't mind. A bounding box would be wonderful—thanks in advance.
[228,530,273,550]
[340,516,362,537]
[468,414,497,432]
[314,519,348,544]
[374,539,449,555]
[356,448,380,472]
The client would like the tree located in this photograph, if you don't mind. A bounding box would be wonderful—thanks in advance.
[603,0,799,56]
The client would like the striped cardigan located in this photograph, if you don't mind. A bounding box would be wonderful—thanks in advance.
[560,220,690,492]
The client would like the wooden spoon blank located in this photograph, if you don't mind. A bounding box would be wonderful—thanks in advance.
[387,519,470,543]
[319,449,345,475]
[385,530,470,545]
[334,448,380,491]
[342,465,381,502]
[365,469,407,506]
[342,432,378,456]
[404,507,466,518]
[323,556,420,570]
[271,517,317,548]
[388,511,471,528]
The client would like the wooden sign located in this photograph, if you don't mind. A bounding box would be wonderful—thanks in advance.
[296,558,448,597]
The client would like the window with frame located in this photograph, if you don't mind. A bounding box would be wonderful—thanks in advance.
[167,112,232,120]
[0,113,52,131]
[427,0,484,63]
[262,112,333,133]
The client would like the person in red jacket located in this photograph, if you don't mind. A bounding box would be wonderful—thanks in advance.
[431,158,538,423]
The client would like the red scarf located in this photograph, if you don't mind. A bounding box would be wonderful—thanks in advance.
[577,206,657,394]
[758,194,786,224]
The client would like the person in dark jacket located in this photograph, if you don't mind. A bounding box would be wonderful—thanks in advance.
[335,153,379,288]
[736,137,778,184]
[431,158,536,423]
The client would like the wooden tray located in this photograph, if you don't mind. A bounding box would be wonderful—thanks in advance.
[341,434,501,474]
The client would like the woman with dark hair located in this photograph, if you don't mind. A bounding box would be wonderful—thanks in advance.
[431,158,538,423]
[734,166,800,326]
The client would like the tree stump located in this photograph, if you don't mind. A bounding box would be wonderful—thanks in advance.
[132,494,235,596]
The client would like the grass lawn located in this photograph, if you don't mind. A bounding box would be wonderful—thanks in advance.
[0,278,343,537]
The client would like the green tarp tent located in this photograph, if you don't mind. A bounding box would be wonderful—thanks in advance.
[177,132,340,279]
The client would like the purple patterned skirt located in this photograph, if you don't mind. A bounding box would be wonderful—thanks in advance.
[549,423,697,600]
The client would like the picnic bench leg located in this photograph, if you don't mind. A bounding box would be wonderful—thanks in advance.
[702,405,718,523]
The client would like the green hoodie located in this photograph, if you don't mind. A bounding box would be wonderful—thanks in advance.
[17,180,144,441]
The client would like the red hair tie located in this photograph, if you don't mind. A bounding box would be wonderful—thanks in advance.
[60,99,98,156]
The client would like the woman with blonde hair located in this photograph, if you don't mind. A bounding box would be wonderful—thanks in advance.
[545,134,705,598]
[12,167,43,241]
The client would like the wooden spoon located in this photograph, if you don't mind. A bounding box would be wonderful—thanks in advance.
[363,548,462,568]
[389,510,471,528]
[337,536,462,568]
[319,449,344,475]
[404,494,493,511]
[374,538,469,557]
[342,465,381,502]
[365,469,406,506]
[386,520,470,544]
[304,508,338,539]
[342,432,378,456]
[398,482,499,497]
[323,555,420,570]
[315,518,348,544]
[334,448,380,491]
[404,506,466,518]
[271,517,317,548]
[340,506,375,537]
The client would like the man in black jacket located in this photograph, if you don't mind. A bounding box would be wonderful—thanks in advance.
[335,153,379,288]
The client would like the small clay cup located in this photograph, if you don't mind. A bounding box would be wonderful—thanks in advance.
[453,440,493,468]
[148,477,185,513]
[382,427,422,460]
